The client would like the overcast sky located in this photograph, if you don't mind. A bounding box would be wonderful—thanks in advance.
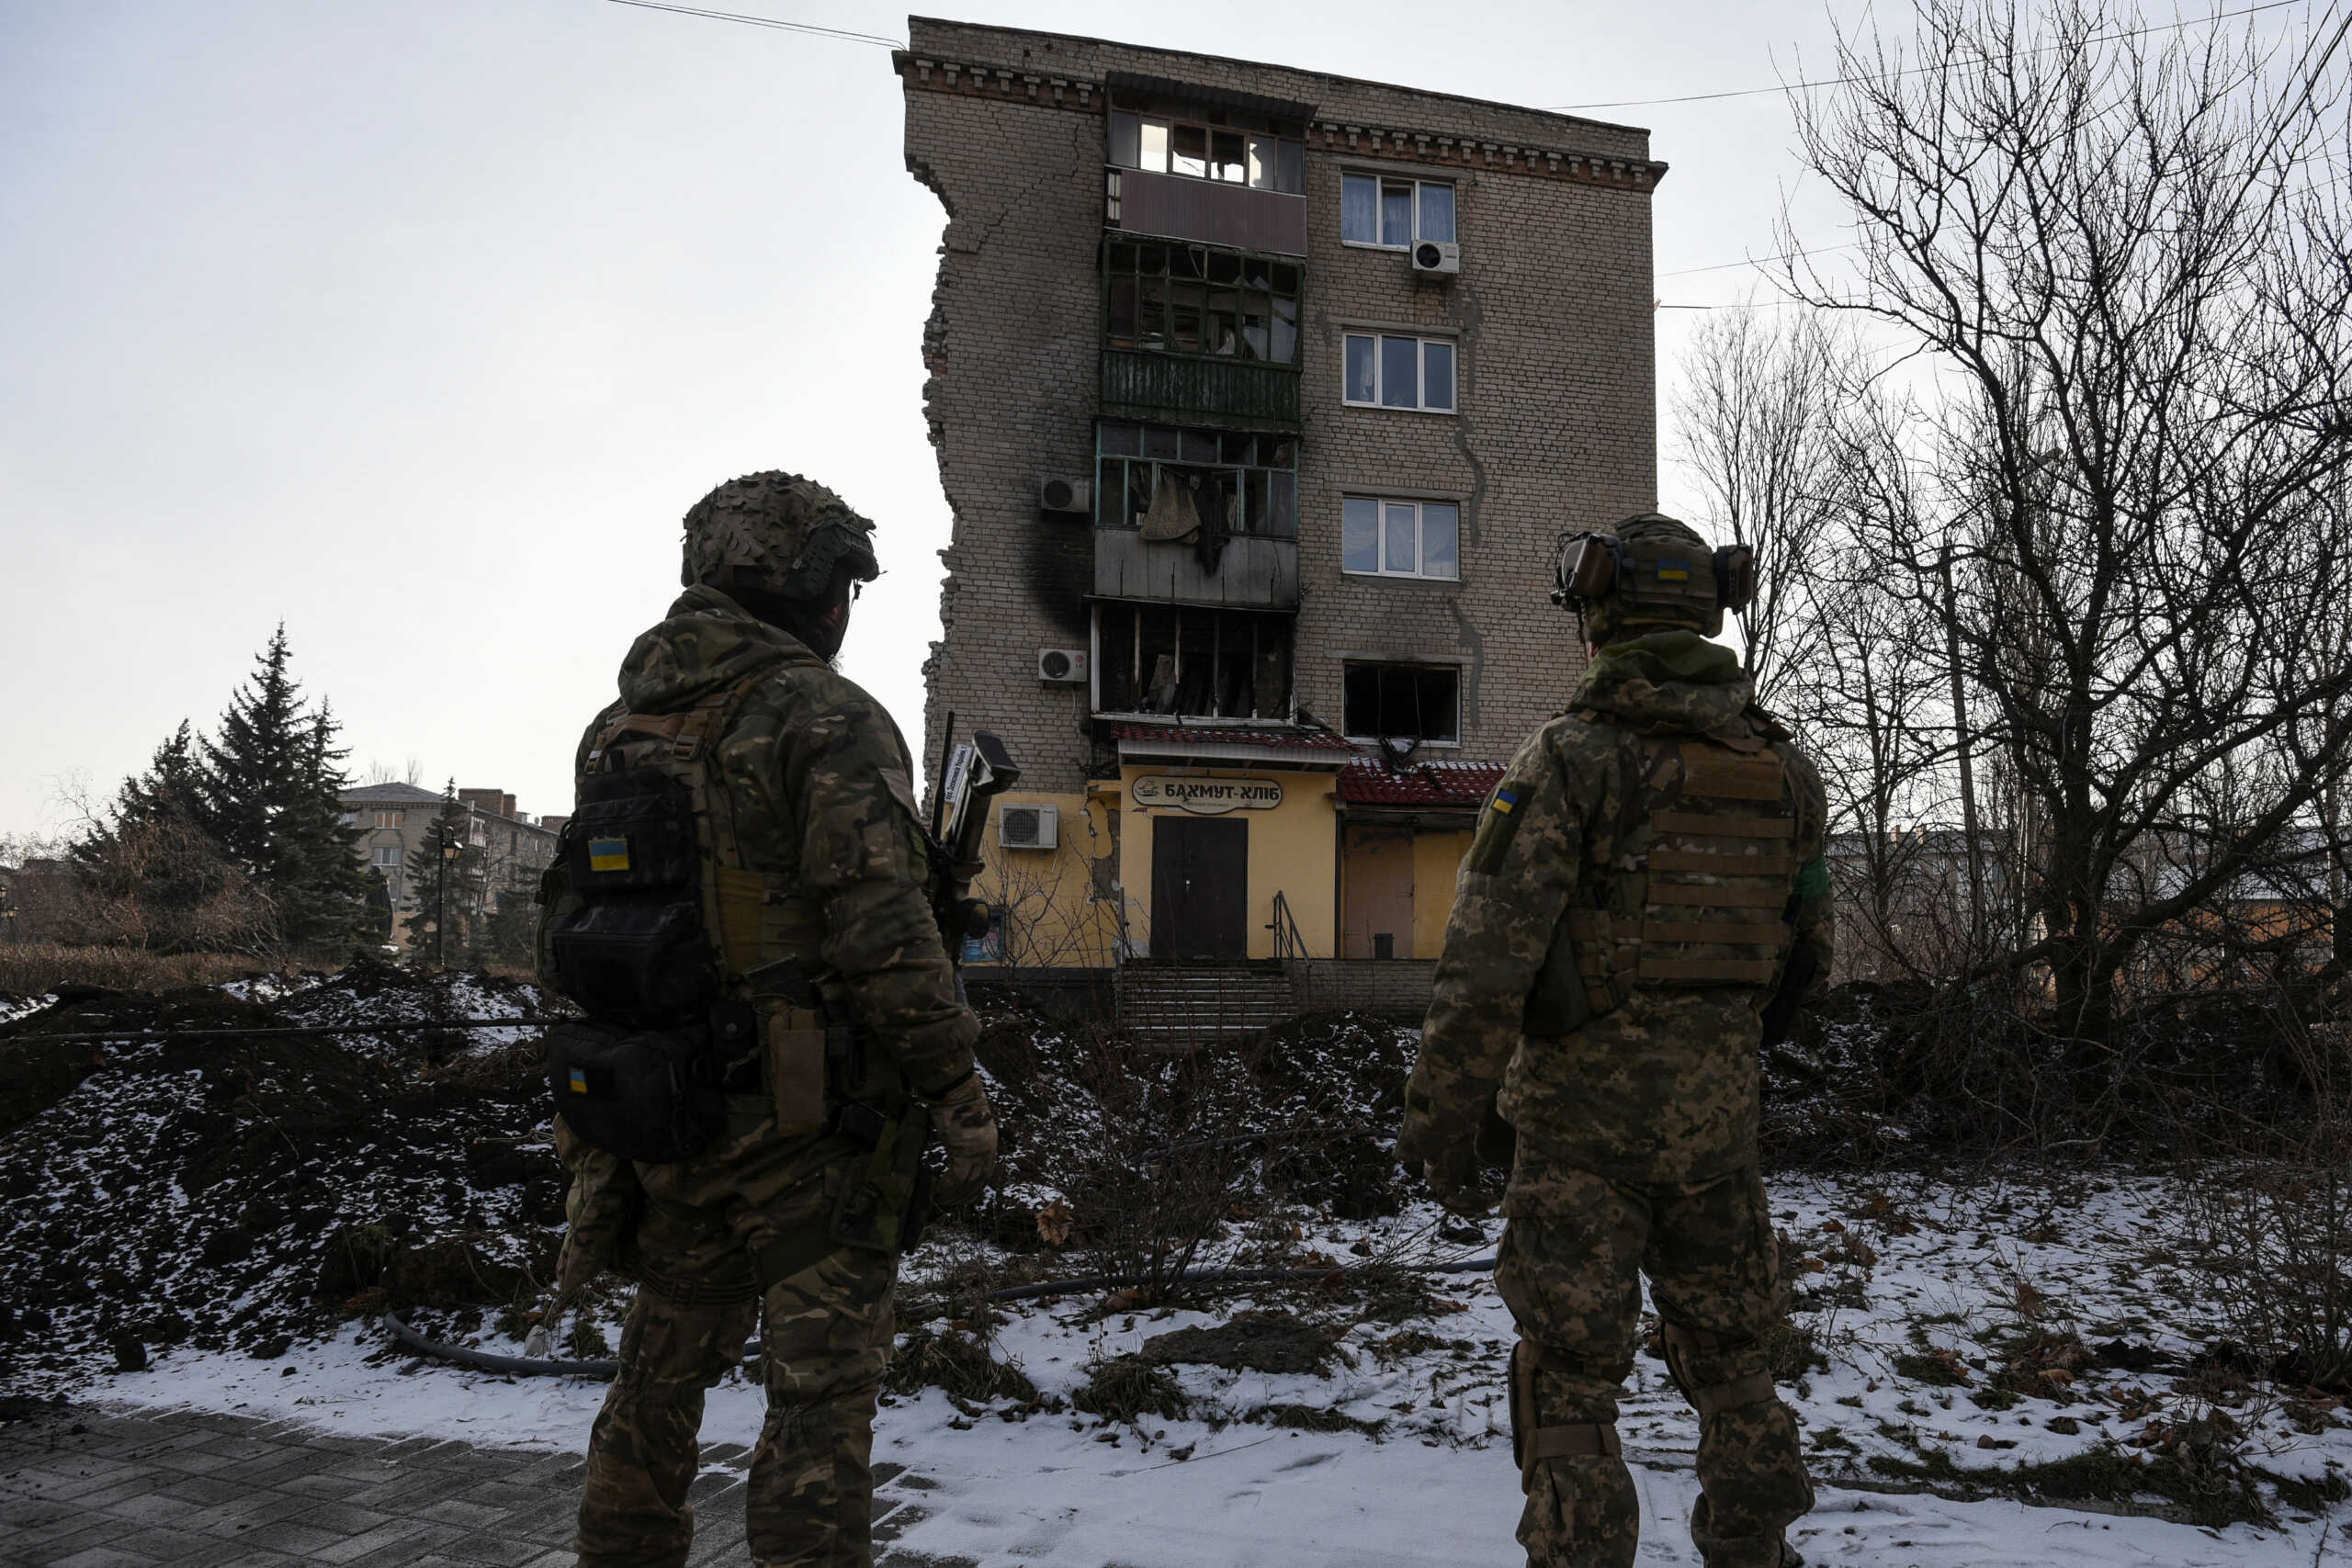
[0,1,2302,840]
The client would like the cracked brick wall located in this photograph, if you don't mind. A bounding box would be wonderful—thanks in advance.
[900,19,1658,795]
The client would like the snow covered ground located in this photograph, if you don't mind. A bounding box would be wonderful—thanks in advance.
[88,1170,2350,1568]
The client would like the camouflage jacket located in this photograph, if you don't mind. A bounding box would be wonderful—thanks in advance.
[1407,632,1832,1190]
[575,585,978,1097]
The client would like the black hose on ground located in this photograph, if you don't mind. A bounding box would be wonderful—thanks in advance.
[978,1255,1498,1303]
[382,1256,1499,1378]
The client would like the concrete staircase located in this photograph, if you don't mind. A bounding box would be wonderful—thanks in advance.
[1115,963,1295,1051]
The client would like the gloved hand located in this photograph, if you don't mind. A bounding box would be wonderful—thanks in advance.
[1422,1142,1499,1216]
[925,1069,999,1209]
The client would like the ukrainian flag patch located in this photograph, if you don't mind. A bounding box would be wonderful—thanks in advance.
[588,836,630,873]
[567,1066,590,1094]
[1492,787,1521,815]
[1657,558,1691,581]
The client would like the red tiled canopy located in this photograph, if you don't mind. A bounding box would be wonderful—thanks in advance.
[1110,723,1358,754]
[1338,758,1506,807]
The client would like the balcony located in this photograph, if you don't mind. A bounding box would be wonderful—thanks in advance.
[1094,527,1298,609]
[1101,350,1298,430]
[1108,166,1308,256]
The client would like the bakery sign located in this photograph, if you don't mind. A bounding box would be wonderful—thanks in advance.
[1131,774,1284,815]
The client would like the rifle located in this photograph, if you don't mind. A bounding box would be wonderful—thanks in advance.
[927,716,1021,965]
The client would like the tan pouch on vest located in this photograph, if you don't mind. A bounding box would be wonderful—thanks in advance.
[761,1000,829,1134]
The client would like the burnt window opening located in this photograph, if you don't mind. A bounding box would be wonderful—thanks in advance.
[1342,663,1460,743]
[1097,422,1297,537]
[1096,604,1294,721]
[1104,240,1301,365]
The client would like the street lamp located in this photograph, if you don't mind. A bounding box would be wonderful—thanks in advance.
[436,827,461,969]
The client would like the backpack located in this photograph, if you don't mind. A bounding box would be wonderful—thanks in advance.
[537,689,759,1164]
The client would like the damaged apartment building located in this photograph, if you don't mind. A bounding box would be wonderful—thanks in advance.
[899,18,1664,992]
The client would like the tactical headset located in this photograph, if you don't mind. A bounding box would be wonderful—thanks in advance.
[1550,531,1758,617]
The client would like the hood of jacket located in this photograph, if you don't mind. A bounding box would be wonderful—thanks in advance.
[615,584,824,713]
[1572,630,1764,742]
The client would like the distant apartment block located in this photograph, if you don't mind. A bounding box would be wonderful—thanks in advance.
[339,783,557,918]
[899,18,1662,976]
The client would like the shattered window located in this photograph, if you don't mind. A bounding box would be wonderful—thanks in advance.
[1108,111,1305,193]
[1095,602,1295,720]
[1104,240,1302,365]
[1096,422,1298,537]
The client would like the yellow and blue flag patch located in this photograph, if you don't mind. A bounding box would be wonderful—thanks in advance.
[1656,557,1691,582]
[588,836,630,873]
[567,1066,590,1094]
[1491,787,1521,815]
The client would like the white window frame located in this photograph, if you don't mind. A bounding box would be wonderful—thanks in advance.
[1340,174,1457,250]
[370,844,401,869]
[1341,496,1461,581]
[1341,332,1457,413]
[1109,110,1306,194]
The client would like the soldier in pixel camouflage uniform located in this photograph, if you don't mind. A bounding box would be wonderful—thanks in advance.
[1399,513,1832,1568]
[555,472,999,1568]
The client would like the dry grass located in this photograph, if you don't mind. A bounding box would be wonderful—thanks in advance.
[0,943,271,998]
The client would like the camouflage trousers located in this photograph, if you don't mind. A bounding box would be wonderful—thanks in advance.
[1494,1163,1811,1568]
[576,1116,897,1568]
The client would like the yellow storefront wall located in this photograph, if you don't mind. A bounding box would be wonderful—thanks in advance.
[1117,766,1340,961]
[1411,828,1475,958]
[965,789,1122,968]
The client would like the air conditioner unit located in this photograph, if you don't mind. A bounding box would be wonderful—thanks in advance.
[1036,648,1089,684]
[1038,476,1092,514]
[1412,241,1461,276]
[998,802,1058,852]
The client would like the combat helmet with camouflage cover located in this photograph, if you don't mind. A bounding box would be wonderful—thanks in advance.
[680,470,879,604]
[1553,512,1753,645]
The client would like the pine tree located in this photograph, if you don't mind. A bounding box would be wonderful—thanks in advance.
[68,723,262,951]
[198,627,368,955]
[401,785,486,965]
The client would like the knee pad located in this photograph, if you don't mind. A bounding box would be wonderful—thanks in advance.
[1657,1321,1778,1419]
[1510,1340,1622,1494]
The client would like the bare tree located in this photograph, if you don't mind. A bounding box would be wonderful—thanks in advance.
[1780,0,2352,1051]
[1672,302,1851,705]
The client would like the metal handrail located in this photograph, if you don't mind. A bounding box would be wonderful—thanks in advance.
[1268,889,1308,961]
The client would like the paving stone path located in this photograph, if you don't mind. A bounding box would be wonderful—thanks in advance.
[0,1404,964,1568]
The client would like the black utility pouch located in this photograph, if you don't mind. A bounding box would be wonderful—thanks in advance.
[547,1019,728,1165]
[545,768,715,1026]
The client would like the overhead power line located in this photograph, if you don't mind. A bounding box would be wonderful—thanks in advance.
[601,0,904,49]
[1656,243,1856,278]
[1545,0,2302,111]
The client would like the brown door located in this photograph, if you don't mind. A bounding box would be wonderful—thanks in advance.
[1150,816,1249,959]
[1341,825,1415,959]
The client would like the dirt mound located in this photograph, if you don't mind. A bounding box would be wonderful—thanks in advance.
[970,1006,1423,1258]
[0,963,567,1391]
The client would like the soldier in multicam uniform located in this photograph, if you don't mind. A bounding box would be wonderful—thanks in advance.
[552,472,998,1568]
[1399,513,1833,1568]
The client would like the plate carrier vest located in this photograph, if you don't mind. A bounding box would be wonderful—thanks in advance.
[1526,729,1802,1036]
